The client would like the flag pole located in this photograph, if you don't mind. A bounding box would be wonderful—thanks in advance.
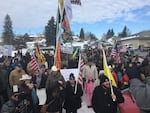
[74,48,81,94]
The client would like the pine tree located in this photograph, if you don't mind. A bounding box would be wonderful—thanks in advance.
[118,26,131,38]
[106,29,114,39]
[44,16,56,46]
[2,14,14,45]
[79,28,85,41]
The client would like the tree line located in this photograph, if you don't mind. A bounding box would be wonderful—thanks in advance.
[1,14,131,47]
[103,26,131,40]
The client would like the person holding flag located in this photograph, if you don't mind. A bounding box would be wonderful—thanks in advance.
[63,73,83,113]
[92,74,124,113]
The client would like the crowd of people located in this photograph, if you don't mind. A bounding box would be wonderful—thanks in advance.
[0,46,150,113]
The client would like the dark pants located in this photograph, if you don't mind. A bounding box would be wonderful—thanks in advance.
[66,109,77,113]
[0,89,9,102]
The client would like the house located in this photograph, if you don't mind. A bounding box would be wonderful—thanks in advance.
[117,30,150,49]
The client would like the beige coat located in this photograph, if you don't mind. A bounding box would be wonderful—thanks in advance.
[9,69,26,86]
[82,64,98,80]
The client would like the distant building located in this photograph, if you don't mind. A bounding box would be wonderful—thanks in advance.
[117,30,150,49]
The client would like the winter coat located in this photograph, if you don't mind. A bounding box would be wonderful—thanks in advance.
[92,86,124,113]
[0,68,9,91]
[32,72,47,89]
[85,80,94,94]
[125,65,140,80]
[85,76,94,106]
[112,71,118,85]
[140,64,150,77]
[45,71,66,112]
[9,69,26,86]
[1,99,18,113]
[63,81,83,111]
[129,78,150,110]
[82,63,98,80]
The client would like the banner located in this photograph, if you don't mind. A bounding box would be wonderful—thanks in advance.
[61,46,73,54]
[0,45,13,56]
[61,68,78,81]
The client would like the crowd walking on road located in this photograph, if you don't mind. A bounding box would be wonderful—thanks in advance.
[0,45,150,113]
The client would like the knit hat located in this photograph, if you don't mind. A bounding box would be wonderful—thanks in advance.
[99,74,109,85]
[69,73,75,80]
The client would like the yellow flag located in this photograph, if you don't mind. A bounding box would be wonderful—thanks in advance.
[59,0,64,15]
[103,49,117,87]
[35,44,46,65]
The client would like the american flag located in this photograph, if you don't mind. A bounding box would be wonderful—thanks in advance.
[29,54,39,71]
[118,45,127,53]
[111,44,121,63]
[70,0,81,5]
[75,57,84,94]
[111,44,118,57]
[77,59,84,85]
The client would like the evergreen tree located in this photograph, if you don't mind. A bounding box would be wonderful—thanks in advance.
[2,14,14,45]
[44,16,56,46]
[106,29,114,39]
[118,26,131,38]
[23,33,29,38]
[89,32,98,41]
[111,29,114,37]
[79,28,84,41]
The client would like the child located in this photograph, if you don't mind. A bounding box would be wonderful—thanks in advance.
[85,74,94,108]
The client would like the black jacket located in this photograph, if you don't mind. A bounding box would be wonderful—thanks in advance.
[1,99,18,113]
[92,86,124,113]
[32,72,47,89]
[63,81,83,111]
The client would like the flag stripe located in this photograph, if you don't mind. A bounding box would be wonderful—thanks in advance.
[111,44,121,63]
[118,45,127,53]
[77,58,84,86]
[30,54,39,71]
[78,72,82,85]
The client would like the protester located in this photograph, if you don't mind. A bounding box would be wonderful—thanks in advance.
[120,72,129,90]
[10,58,20,70]
[94,70,104,88]
[19,74,39,113]
[109,65,118,86]
[140,57,150,84]
[92,74,124,113]
[32,68,47,89]
[1,92,20,113]
[63,73,83,113]
[9,64,26,88]
[82,57,98,87]
[0,63,9,107]
[125,62,141,80]
[45,66,65,113]
[85,74,94,108]
[130,78,150,113]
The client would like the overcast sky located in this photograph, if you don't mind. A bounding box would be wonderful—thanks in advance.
[0,0,150,39]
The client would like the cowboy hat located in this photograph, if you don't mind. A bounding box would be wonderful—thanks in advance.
[20,74,31,81]
[51,65,58,71]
